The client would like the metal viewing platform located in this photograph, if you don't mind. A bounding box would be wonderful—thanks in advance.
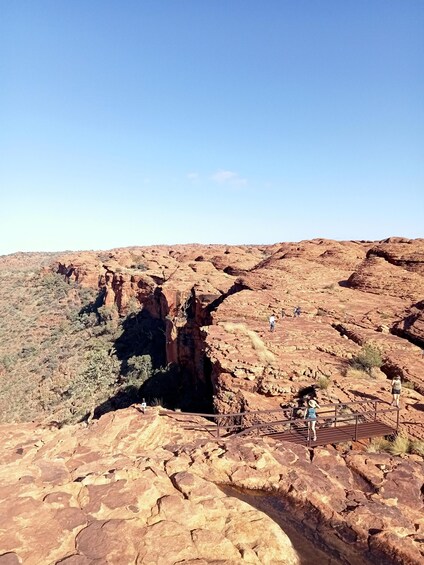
[161,399,400,447]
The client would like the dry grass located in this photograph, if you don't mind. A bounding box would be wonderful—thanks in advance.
[367,434,424,458]
[317,375,331,390]
[388,434,412,456]
[223,322,275,364]
[409,439,424,457]
[367,437,391,453]
[345,367,369,380]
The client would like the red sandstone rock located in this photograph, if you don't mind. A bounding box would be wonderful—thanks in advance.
[0,410,302,564]
[0,408,422,563]
[348,255,424,301]
[2,239,424,562]
[47,239,424,440]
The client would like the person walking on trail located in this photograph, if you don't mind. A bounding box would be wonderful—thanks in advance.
[293,306,301,318]
[305,399,320,441]
[391,377,402,408]
[269,315,276,332]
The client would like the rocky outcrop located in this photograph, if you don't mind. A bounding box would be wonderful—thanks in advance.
[347,255,424,302]
[370,239,424,275]
[48,239,424,438]
[0,409,299,565]
[56,252,104,287]
[2,236,424,563]
[0,408,422,564]
[393,301,424,348]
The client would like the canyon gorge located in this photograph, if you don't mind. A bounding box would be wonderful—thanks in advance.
[0,237,423,564]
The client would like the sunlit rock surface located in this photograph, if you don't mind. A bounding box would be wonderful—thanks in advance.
[0,408,423,564]
[53,239,424,438]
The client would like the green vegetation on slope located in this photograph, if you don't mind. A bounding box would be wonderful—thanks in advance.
[349,343,383,375]
[0,265,163,425]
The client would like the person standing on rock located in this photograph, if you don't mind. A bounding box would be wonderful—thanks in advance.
[269,314,276,332]
[293,306,301,318]
[305,399,320,441]
[391,377,402,408]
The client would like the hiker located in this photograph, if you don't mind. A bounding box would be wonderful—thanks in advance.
[281,308,286,318]
[140,398,147,413]
[391,377,402,408]
[293,306,301,318]
[295,398,306,419]
[304,399,320,441]
[269,314,276,332]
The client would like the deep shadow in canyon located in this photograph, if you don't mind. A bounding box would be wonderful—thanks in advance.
[93,306,213,419]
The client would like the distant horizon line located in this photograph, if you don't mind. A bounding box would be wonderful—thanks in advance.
[2,235,423,258]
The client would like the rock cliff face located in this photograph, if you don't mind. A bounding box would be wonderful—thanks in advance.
[55,238,424,439]
[0,407,423,564]
[1,239,424,564]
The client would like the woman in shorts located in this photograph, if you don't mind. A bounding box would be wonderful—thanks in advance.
[391,377,402,408]
[305,399,320,441]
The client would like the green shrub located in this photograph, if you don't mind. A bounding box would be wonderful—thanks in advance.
[350,344,383,374]
[97,305,119,334]
[78,312,98,329]
[126,297,140,315]
[126,354,153,386]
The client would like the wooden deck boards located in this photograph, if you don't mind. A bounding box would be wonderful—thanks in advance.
[265,421,397,446]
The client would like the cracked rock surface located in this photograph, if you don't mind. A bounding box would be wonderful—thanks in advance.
[0,408,423,564]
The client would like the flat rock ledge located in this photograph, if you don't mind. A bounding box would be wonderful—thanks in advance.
[0,408,423,564]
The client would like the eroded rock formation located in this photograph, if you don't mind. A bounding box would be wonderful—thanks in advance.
[1,239,424,564]
[0,407,422,564]
[55,238,424,438]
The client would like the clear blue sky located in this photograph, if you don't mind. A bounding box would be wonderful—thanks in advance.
[1,1,423,254]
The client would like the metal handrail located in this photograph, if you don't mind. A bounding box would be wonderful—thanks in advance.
[231,408,397,434]
[160,400,399,441]
[159,398,387,422]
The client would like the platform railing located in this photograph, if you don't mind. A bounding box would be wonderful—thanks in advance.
[230,406,400,446]
[160,399,400,442]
